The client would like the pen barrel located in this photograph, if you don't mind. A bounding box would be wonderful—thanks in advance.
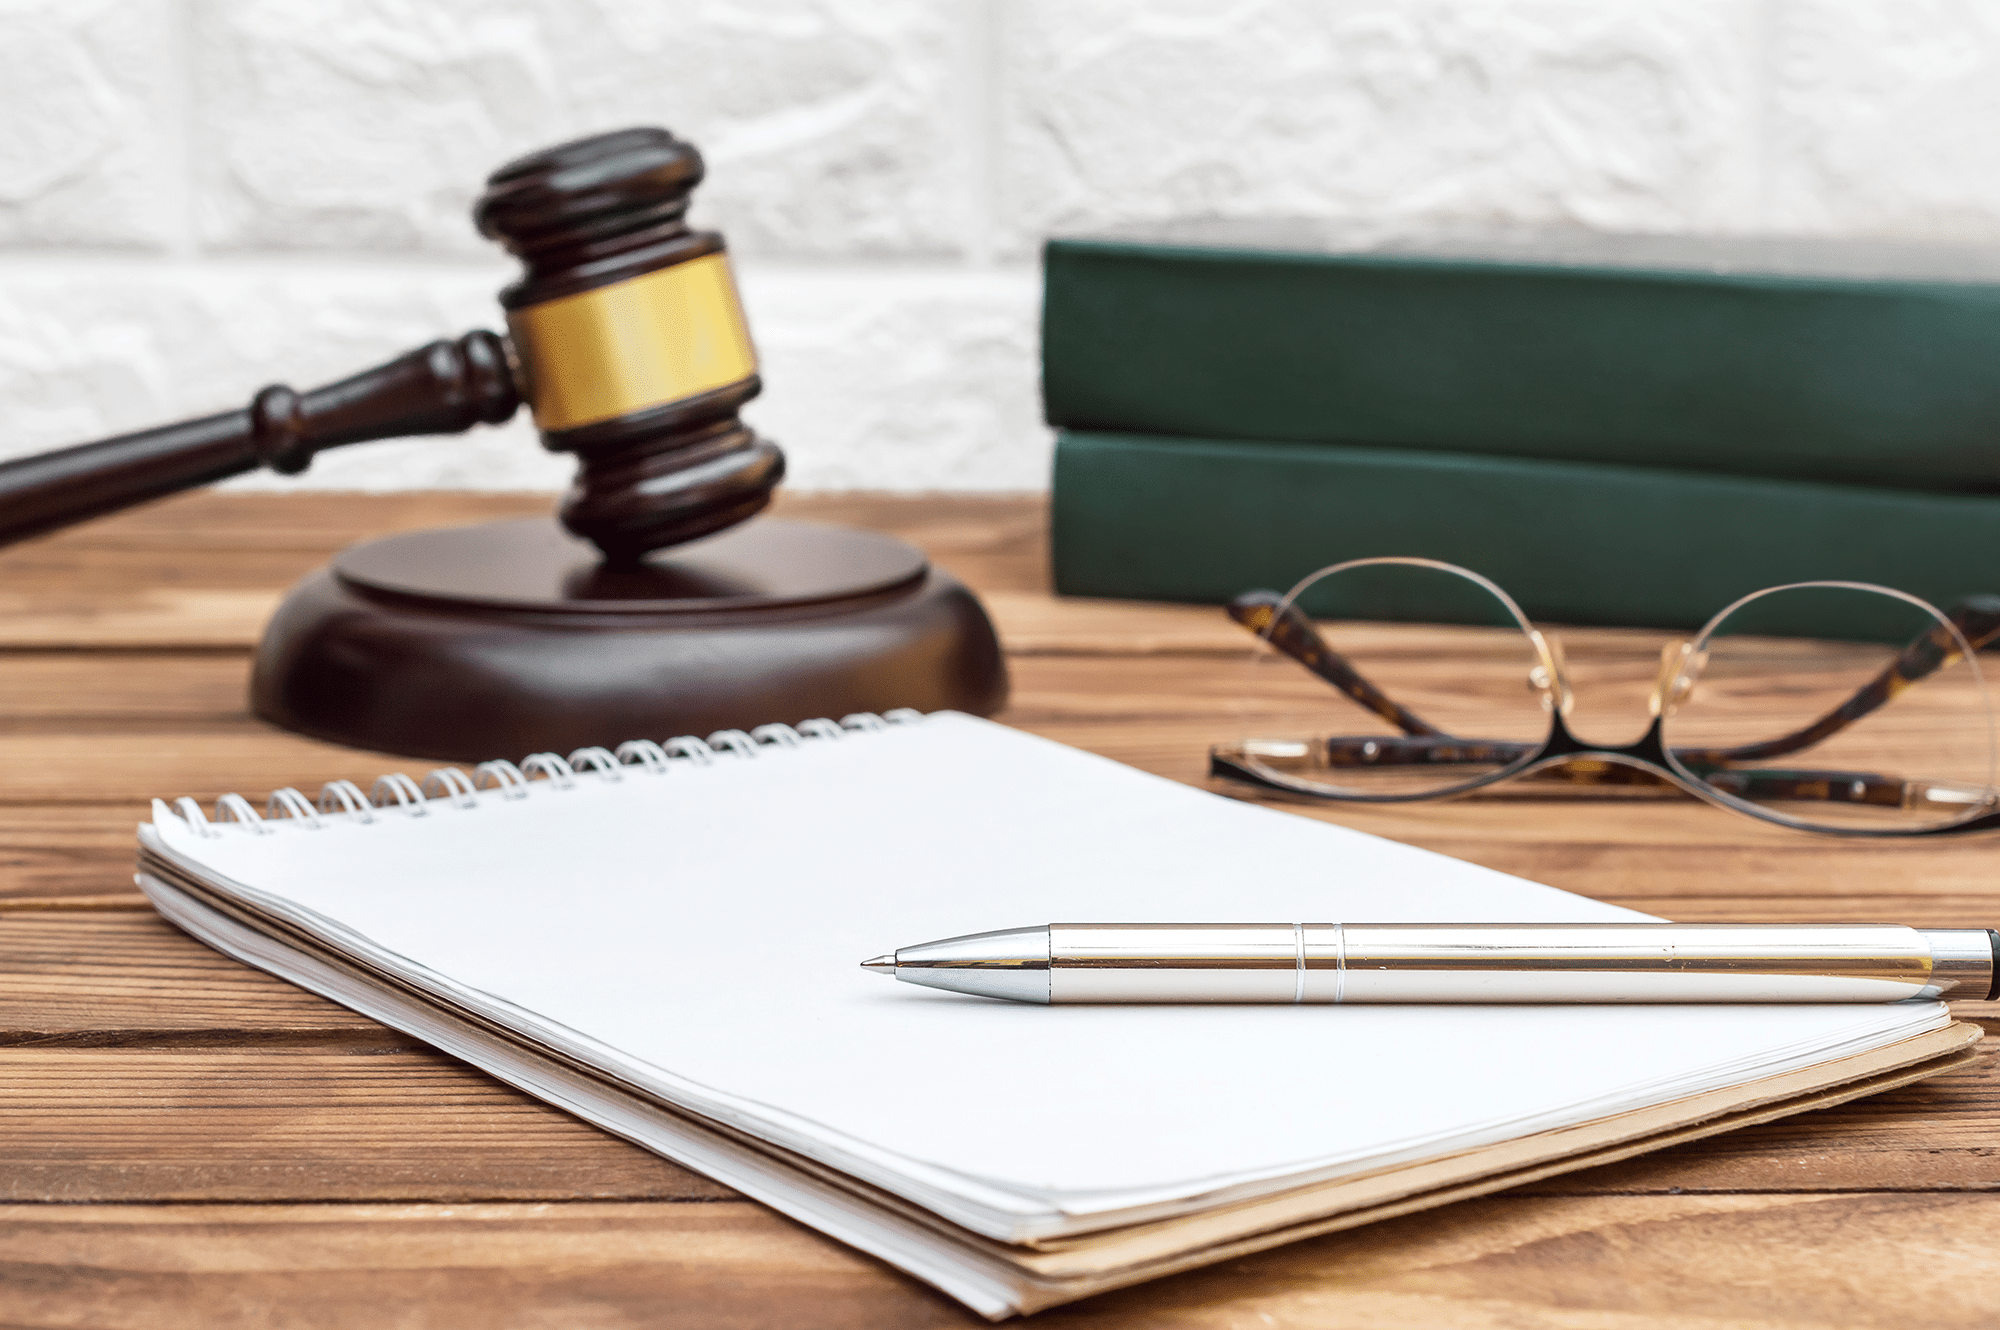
[1326,924,1984,1003]
[1045,924,1996,1003]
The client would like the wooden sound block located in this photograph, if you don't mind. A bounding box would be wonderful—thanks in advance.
[251,518,1009,761]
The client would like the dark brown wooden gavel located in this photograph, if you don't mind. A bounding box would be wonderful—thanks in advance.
[0,126,782,565]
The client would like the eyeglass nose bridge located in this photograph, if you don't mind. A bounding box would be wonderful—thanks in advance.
[1526,630,1574,717]
[1649,640,1705,718]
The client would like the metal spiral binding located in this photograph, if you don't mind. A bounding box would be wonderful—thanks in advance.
[266,787,321,829]
[317,780,372,821]
[664,736,715,765]
[520,752,577,789]
[472,761,528,799]
[707,730,759,759]
[614,741,670,774]
[214,793,270,835]
[421,767,479,809]
[371,773,427,815]
[567,747,623,781]
[154,710,928,838]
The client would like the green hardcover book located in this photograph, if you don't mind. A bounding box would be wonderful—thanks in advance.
[1051,429,2000,634]
[1043,224,2000,491]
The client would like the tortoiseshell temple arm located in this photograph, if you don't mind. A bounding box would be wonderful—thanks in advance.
[1696,767,1909,807]
[1318,737,1533,767]
[1270,736,1921,806]
[1316,737,1910,802]
[1687,593,2000,765]
[1313,738,1668,787]
[1227,591,1444,738]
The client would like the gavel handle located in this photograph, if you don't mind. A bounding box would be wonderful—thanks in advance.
[0,330,520,549]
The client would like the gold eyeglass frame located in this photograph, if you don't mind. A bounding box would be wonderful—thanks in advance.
[1208,557,2000,838]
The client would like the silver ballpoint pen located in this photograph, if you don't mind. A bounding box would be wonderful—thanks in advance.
[859,923,2000,1005]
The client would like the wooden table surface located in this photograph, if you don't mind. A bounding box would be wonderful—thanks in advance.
[4,491,1999,1329]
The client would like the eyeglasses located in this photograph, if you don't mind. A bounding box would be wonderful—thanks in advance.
[1209,557,2000,837]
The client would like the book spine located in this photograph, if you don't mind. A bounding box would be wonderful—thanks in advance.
[1042,238,2000,491]
[1050,429,2000,633]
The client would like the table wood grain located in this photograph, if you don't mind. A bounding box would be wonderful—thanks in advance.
[3,491,1998,1328]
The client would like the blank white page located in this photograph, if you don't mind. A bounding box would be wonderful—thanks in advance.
[144,712,1946,1242]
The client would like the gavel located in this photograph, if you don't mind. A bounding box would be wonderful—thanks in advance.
[0,126,779,564]
[0,124,1006,759]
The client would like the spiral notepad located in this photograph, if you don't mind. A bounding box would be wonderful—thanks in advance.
[136,710,1976,1318]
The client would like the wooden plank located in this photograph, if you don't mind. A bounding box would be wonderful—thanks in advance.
[0,724,434,806]
[1,641,1942,764]
[0,651,1740,795]
[0,806,151,902]
[0,915,1994,1199]
[0,1200,958,1330]
[981,594,1688,660]
[2,489,1038,558]
[1044,1191,2000,1328]
[0,491,1049,609]
[0,1040,1995,1203]
[9,721,2000,922]
[0,648,1260,731]
[0,913,377,1033]
[0,655,1255,805]
[0,592,1150,670]
[0,487,1706,663]
[10,489,2000,1326]
[775,492,1051,595]
[0,1048,730,1203]
[984,592,1246,656]
[8,649,1245,727]
[0,546,337,599]
[3,1192,2000,1328]
[0,638,1868,730]
[0,491,553,546]
[1538,1035,2000,1193]
[0,493,551,606]
[0,654,248,717]
[0,591,281,650]
[0,583,1099,658]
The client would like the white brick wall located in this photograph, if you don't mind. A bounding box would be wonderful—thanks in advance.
[1,0,1995,492]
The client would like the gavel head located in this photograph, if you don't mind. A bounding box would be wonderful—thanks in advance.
[474,127,784,564]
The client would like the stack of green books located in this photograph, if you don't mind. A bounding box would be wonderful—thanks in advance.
[1044,222,2000,631]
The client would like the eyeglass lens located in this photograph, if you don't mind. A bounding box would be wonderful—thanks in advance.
[1664,584,1998,832]
[1235,561,1554,798]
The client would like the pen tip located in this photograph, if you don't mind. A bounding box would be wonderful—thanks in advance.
[861,954,896,974]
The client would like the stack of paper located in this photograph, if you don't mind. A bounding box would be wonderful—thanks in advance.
[138,713,1974,1317]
